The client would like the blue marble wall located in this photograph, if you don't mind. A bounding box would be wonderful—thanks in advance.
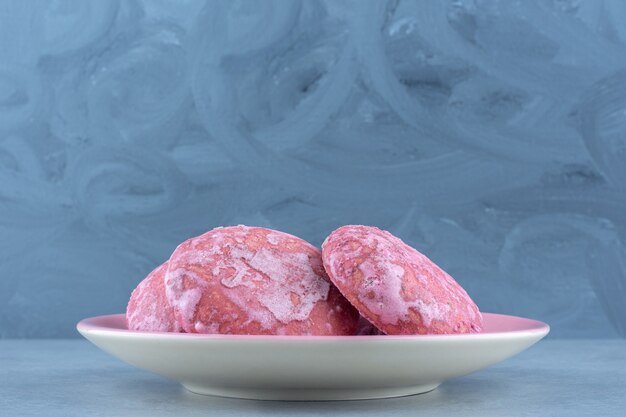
[1,0,625,338]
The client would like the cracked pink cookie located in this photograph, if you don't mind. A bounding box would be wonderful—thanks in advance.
[164,225,359,335]
[322,225,483,335]
[126,262,183,332]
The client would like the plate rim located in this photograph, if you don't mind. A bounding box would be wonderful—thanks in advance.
[77,312,550,342]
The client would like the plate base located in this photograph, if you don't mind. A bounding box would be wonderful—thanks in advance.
[182,383,441,401]
[78,312,549,401]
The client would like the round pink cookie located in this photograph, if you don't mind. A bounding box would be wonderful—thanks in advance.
[322,225,483,335]
[126,262,183,332]
[164,225,359,335]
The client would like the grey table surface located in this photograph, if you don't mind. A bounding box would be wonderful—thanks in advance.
[1,339,625,417]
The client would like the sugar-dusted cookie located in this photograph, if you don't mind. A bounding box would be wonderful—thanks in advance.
[322,225,482,335]
[126,262,182,332]
[164,226,359,335]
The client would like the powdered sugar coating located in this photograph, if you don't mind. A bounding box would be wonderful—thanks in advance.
[164,225,359,335]
[126,263,183,332]
[322,225,483,335]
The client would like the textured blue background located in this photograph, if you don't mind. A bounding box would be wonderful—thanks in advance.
[1,0,625,338]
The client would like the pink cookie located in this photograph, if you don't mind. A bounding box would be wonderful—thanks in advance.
[164,225,359,335]
[322,225,483,335]
[126,262,183,332]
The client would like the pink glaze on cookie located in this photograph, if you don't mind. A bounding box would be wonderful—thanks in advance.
[164,225,359,335]
[322,225,483,335]
[126,262,183,332]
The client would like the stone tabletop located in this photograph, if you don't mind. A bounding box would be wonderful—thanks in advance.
[1,339,625,417]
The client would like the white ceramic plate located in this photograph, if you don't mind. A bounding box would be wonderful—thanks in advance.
[77,313,549,401]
